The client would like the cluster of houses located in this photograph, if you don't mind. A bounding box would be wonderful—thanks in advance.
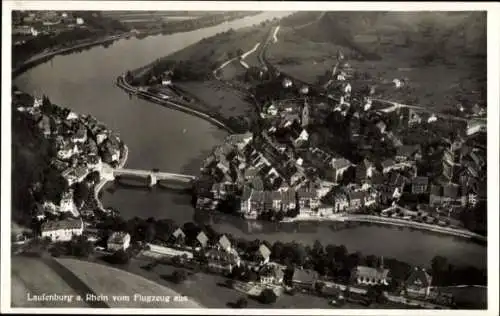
[13,11,86,45]
[153,225,443,304]
[195,48,486,226]
[14,90,123,221]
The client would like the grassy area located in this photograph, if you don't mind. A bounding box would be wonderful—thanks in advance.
[11,256,89,308]
[165,22,271,68]
[267,12,485,110]
[220,61,247,82]
[55,257,202,308]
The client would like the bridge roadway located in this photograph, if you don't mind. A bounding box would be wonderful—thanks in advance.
[113,168,196,186]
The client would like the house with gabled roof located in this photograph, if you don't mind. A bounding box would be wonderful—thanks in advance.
[404,267,433,298]
[330,157,353,183]
[195,231,209,248]
[411,176,429,194]
[352,264,390,286]
[256,244,272,265]
[218,234,232,253]
[170,227,186,245]
[396,144,422,162]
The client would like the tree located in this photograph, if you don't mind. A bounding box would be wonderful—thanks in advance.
[86,170,101,184]
[365,255,379,268]
[110,249,130,265]
[171,269,189,284]
[69,235,94,258]
[259,288,278,304]
[315,281,325,295]
[73,182,91,207]
[312,240,324,258]
[234,297,248,308]
[145,222,156,243]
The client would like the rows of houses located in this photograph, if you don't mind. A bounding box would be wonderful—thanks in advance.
[14,91,123,221]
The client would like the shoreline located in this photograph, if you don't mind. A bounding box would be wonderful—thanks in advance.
[116,75,239,134]
[12,32,130,78]
[94,144,129,213]
[282,213,486,243]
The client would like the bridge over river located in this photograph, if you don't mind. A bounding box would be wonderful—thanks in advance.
[112,168,196,188]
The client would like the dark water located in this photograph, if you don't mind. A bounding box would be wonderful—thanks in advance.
[14,11,486,269]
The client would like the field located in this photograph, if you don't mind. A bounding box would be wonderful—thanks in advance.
[267,12,486,110]
[56,257,202,308]
[175,80,254,120]
[11,256,89,308]
[164,22,271,69]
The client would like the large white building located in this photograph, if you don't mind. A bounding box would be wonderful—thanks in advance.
[107,231,131,251]
[41,218,84,242]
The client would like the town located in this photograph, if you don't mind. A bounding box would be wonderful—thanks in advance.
[10,10,488,311]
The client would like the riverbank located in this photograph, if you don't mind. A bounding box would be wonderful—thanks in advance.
[116,74,242,134]
[12,32,130,78]
[94,144,129,213]
[282,213,486,242]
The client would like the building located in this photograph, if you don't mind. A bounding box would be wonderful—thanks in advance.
[376,121,387,134]
[259,264,285,285]
[205,249,241,274]
[170,228,186,245]
[57,142,79,160]
[13,25,38,36]
[59,190,77,215]
[292,268,319,290]
[431,184,466,206]
[217,235,232,253]
[396,145,422,162]
[404,267,433,298]
[330,157,353,183]
[107,232,131,251]
[41,218,84,242]
[195,231,209,248]
[293,129,309,147]
[381,159,397,174]
[355,159,376,182]
[297,188,319,213]
[256,244,272,265]
[348,190,366,210]
[466,120,486,136]
[61,165,89,186]
[333,190,349,212]
[351,265,390,286]
[411,176,429,194]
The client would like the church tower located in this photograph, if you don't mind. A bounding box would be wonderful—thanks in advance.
[301,98,310,128]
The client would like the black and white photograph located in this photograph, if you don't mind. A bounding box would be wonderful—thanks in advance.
[2,1,499,315]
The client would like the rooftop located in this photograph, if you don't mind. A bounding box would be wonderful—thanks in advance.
[41,218,83,232]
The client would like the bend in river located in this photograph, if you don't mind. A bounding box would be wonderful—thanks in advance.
[14,11,486,269]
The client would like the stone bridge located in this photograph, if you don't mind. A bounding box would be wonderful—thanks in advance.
[112,168,196,187]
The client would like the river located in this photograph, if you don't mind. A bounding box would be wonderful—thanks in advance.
[14,11,486,269]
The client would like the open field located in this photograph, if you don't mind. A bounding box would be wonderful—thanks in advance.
[165,22,272,68]
[267,12,485,110]
[11,256,89,308]
[56,257,202,308]
[175,80,255,122]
